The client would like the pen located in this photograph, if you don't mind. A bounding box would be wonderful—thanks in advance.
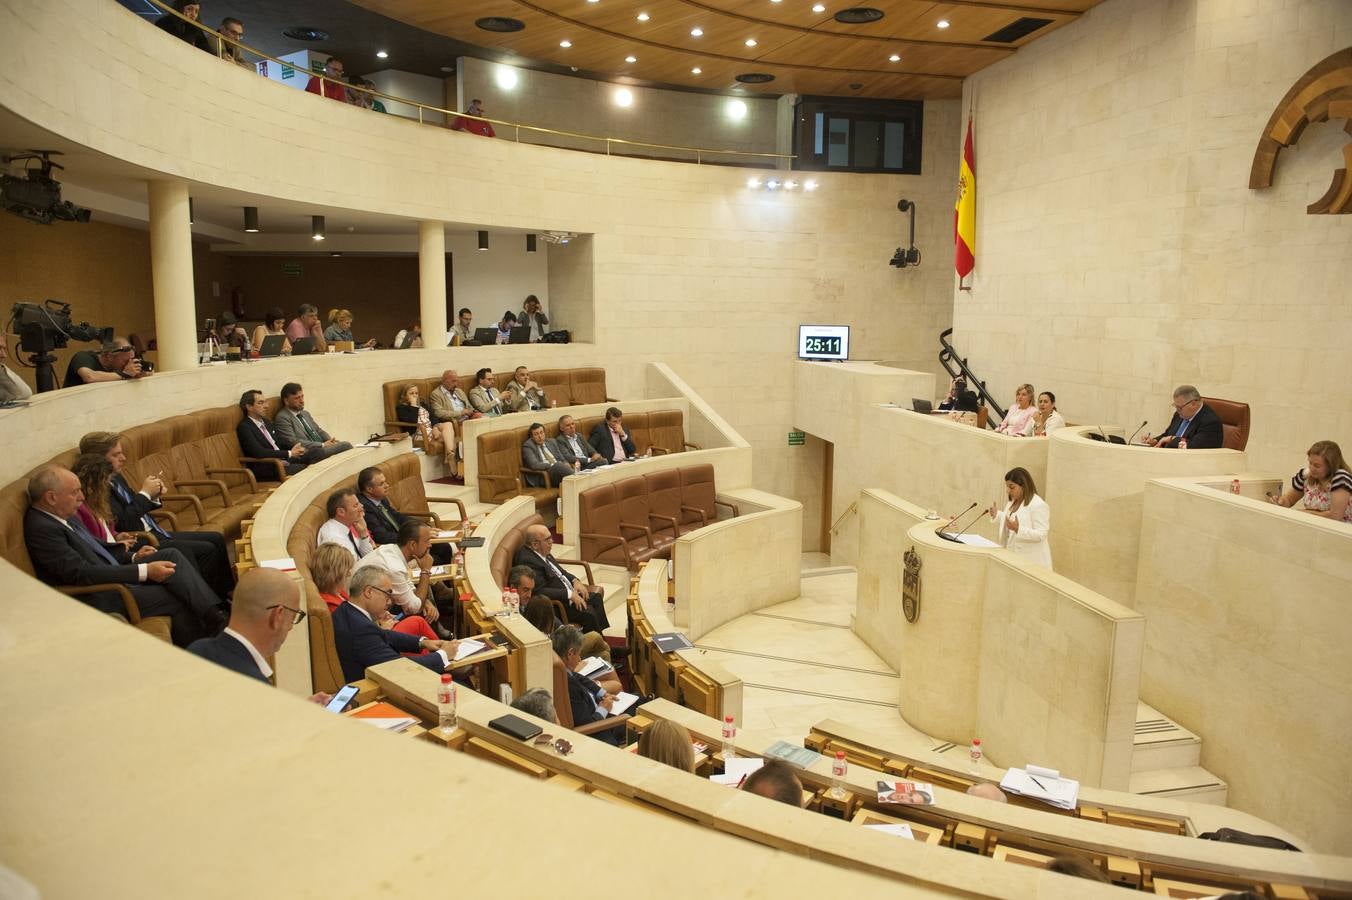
[1029,775,1048,791]
[736,774,748,788]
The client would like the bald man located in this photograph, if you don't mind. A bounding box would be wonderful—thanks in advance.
[188,568,330,703]
[512,523,611,634]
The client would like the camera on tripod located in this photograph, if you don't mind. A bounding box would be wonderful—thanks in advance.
[10,300,113,393]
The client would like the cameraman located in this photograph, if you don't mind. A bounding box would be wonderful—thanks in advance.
[0,334,33,402]
[63,337,151,388]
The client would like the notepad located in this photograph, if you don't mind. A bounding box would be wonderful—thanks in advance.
[350,702,418,733]
[763,740,822,769]
[710,757,764,786]
[864,823,915,840]
[257,557,296,571]
[434,530,460,539]
[577,656,613,679]
[452,639,487,661]
[999,765,1080,810]
[652,632,693,653]
[607,691,640,717]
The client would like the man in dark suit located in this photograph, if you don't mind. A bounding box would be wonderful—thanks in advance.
[23,465,226,646]
[235,389,308,481]
[189,568,331,706]
[513,523,611,633]
[554,415,604,470]
[1147,385,1224,450]
[552,625,625,746]
[522,423,575,488]
[272,382,352,464]
[589,406,644,464]
[78,431,233,597]
[357,465,452,564]
[331,564,459,684]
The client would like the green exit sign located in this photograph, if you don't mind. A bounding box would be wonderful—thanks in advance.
[281,262,302,277]
[788,430,805,446]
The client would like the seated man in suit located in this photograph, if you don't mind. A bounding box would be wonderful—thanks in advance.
[504,366,549,413]
[272,382,352,463]
[513,523,610,633]
[23,465,226,646]
[331,564,460,684]
[318,488,375,561]
[356,465,453,565]
[522,423,574,488]
[427,369,480,426]
[79,430,234,598]
[589,406,648,465]
[236,389,308,481]
[1146,384,1224,449]
[551,625,625,746]
[554,415,605,470]
[188,567,331,702]
[467,367,506,417]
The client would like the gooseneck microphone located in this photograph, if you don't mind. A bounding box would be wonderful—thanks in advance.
[1127,420,1150,445]
[937,502,980,542]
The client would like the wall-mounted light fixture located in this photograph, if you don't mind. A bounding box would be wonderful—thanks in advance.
[311,215,326,241]
[243,206,259,232]
[526,233,537,253]
[478,230,489,251]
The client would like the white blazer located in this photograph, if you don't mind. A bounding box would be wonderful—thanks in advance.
[995,494,1052,569]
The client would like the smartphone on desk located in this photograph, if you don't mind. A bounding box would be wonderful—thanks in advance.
[324,684,360,714]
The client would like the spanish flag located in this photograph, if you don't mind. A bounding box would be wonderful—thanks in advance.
[954,116,976,282]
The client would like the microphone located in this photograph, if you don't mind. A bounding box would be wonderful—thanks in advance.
[937,502,980,542]
[1099,425,1126,445]
[1127,420,1149,445]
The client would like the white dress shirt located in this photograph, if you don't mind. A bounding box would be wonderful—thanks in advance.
[356,544,422,615]
[317,518,374,560]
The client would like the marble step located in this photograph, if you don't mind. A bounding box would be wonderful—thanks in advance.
[1133,702,1202,772]
[1129,766,1228,806]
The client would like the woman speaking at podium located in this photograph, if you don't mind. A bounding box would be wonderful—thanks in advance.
[987,467,1052,569]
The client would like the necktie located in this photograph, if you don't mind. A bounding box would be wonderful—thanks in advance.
[114,479,169,539]
[255,418,279,450]
[1175,417,1190,438]
[299,412,321,442]
[347,527,361,555]
[540,550,568,588]
[377,502,398,530]
[541,442,556,464]
[68,519,120,565]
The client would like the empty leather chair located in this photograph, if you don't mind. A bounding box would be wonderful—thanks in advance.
[617,475,674,556]
[646,409,699,455]
[578,482,665,570]
[644,469,698,536]
[569,368,609,406]
[1202,397,1251,451]
[533,369,571,406]
[678,464,739,528]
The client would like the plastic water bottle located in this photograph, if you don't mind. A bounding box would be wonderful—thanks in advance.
[969,738,983,774]
[721,715,736,761]
[460,517,470,535]
[1230,479,1241,495]
[437,673,457,732]
[829,750,849,800]
[509,588,520,616]
[453,548,464,573]
[501,586,514,615]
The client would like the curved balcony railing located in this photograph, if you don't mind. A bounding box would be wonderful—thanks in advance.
[142,0,794,168]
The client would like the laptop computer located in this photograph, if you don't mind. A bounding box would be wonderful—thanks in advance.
[258,334,286,357]
[507,325,532,345]
[291,337,317,356]
[911,398,934,414]
[470,327,499,346]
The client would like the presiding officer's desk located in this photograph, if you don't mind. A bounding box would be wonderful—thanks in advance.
[856,488,1144,793]
[1136,473,1352,855]
[1045,426,1248,606]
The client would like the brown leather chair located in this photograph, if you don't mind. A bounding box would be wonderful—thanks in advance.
[381,452,466,524]
[616,475,675,556]
[288,499,345,694]
[533,369,571,407]
[976,405,989,430]
[489,513,544,589]
[621,412,652,456]
[1202,397,1250,451]
[478,428,557,513]
[679,464,739,529]
[644,469,699,536]
[569,368,610,406]
[551,654,631,738]
[646,409,699,455]
[577,482,665,570]
[381,378,440,434]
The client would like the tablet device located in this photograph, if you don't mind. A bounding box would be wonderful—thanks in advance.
[291,337,317,356]
[258,334,286,357]
[488,714,543,742]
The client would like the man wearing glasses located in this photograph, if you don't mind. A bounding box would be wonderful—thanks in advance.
[513,524,611,634]
[331,565,460,684]
[62,337,149,388]
[1147,384,1224,449]
[189,567,331,703]
[305,56,349,102]
[213,17,251,70]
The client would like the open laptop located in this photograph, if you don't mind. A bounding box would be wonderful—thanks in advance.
[507,325,532,345]
[258,334,286,357]
[291,337,317,356]
[911,398,934,414]
[471,327,499,346]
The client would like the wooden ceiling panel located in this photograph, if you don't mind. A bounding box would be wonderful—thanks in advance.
[349,0,1103,98]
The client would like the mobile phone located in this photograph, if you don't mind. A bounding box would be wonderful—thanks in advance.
[324,684,360,714]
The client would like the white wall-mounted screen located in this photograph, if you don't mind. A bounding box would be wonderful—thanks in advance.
[798,324,850,361]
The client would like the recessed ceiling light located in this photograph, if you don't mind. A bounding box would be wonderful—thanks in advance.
[812,3,826,11]
[690,26,703,37]
[441,66,454,73]
[937,19,950,28]
[559,39,571,47]
[625,55,637,63]
[745,38,758,47]
[636,12,649,21]
[376,50,388,59]
[888,53,900,62]
[691,66,702,74]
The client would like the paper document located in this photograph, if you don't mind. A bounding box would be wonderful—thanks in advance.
[876,781,936,805]
[452,639,487,661]
[607,691,640,717]
[947,534,1000,548]
[864,823,915,840]
[434,530,460,539]
[577,656,613,679]
[356,716,417,732]
[257,558,296,571]
[763,740,822,769]
[998,765,1080,810]
[711,757,765,786]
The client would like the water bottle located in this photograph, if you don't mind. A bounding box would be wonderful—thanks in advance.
[1230,478,1241,495]
[829,750,849,800]
[437,673,457,732]
[509,588,520,616]
[501,585,514,615]
[453,548,464,574]
[969,738,983,774]
[721,715,736,762]
[460,517,470,535]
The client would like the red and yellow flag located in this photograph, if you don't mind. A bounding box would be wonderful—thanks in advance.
[954,116,976,281]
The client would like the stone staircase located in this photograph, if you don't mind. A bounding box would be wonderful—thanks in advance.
[1129,702,1227,805]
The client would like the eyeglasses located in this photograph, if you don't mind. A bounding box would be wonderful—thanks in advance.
[366,585,396,600]
[533,734,574,756]
[266,604,306,625]
[1172,398,1198,412]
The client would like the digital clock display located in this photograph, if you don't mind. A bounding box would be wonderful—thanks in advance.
[798,325,850,361]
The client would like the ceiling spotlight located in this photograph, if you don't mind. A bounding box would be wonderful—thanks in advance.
[745,38,758,47]
[812,3,826,11]
[690,26,703,37]
[477,230,489,251]
[376,50,388,59]
[937,19,950,28]
[766,179,780,190]
[613,87,633,107]
[785,180,798,189]
[691,66,702,74]
[559,39,572,47]
[888,53,900,62]
[311,215,326,241]
[624,55,637,63]
[526,233,537,253]
[637,12,649,21]
[747,177,761,188]
[243,206,259,233]
[329,251,343,257]
[804,180,818,191]
[587,0,599,3]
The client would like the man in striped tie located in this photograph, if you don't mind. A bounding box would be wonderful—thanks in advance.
[272,382,353,463]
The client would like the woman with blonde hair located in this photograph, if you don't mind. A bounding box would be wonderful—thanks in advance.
[394,383,457,468]
[637,719,696,773]
[994,384,1037,436]
[310,542,437,646]
[322,309,376,348]
[1271,440,1351,523]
